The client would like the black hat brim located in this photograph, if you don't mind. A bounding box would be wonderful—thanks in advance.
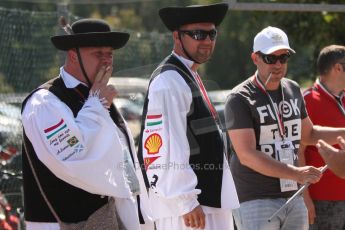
[159,3,228,31]
[51,32,130,51]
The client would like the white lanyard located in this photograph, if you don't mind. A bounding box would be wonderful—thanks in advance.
[316,79,345,117]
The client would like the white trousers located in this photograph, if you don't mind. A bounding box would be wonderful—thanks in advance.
[156,210,234,230]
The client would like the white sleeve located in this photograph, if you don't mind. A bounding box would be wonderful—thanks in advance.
[142,72,200,216]
[22,89,132,198]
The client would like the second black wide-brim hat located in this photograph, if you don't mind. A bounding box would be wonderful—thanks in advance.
[51,18,130,51]
[159,3,228,31]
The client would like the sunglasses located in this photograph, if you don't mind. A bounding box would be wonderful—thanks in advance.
[179,29,217,41]
[257,51,291,64]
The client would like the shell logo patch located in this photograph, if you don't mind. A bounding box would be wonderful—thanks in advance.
[144,133,162,155]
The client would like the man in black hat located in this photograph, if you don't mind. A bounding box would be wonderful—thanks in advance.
[138,3,239,230]
[21,18,150,230]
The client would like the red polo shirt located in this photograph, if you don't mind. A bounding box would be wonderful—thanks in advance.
[303,80,345,200]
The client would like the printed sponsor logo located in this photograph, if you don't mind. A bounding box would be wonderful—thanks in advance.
[62,151,76,161]
[56,145,69,155]
[58,144,84,161]
[144,133,162,154]
[44,119,67,139]
[144,156,161,170]
[145,127,163,133]
[67,136,79,147]
[150,174,158,189]
[146,114,162,126]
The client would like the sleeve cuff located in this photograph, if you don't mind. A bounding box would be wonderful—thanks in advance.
[176,195,200,216]
[83,96,109,114]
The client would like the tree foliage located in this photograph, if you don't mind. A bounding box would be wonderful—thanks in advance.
[0,0,345,92]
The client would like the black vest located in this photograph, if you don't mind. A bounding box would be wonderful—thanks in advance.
[138,55,225,208]
[21,77,132,222]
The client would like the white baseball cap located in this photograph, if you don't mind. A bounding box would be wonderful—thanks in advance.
[253,26,295,54]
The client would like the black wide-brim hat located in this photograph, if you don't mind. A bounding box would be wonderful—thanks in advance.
[159,3,228,31]
[51,18,130,51]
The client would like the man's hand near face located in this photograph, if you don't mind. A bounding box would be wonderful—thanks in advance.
[90,65,117,108]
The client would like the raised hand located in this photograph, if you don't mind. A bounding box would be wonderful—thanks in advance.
[90,65,117,108]
[317,137,345,179]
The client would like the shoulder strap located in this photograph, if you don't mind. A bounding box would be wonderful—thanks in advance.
[151,63,199,88]
[22,138,63,224]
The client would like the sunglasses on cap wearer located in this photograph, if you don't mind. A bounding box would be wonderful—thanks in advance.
[257,51,291,65]
[179,29,217,41]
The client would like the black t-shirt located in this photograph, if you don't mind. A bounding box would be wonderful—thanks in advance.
[225,76,308,203]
